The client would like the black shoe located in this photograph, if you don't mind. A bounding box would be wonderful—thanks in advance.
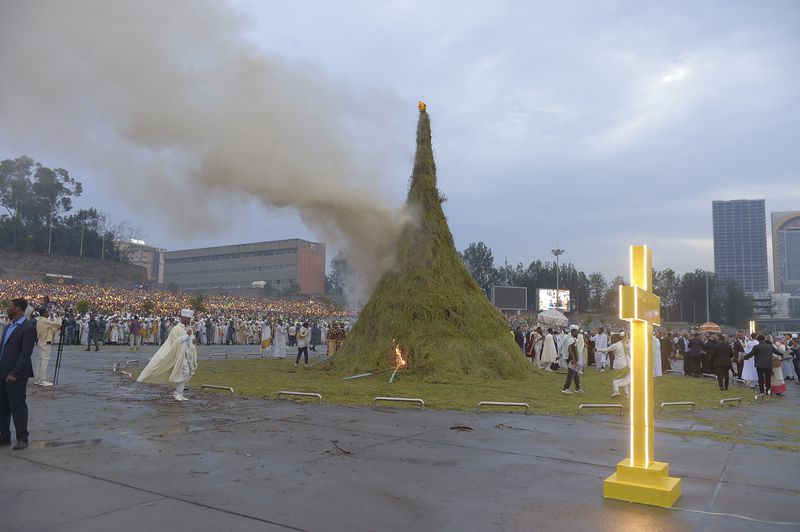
[13,439,28,450]
[95,348,100,351]
[0,434,10,446]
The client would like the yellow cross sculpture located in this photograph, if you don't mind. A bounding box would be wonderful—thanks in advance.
[603,245,681,508]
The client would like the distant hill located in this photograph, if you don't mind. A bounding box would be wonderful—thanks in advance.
[0,250,147,286]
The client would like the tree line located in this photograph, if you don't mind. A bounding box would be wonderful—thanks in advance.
[0,156,141,261]
[458,241,753,327]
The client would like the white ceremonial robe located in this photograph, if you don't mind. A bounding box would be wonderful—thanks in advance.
[592,333,610,369]
[576,334,587,367]
[541,334,558,364]
[653,335,662,377]
[273,325,287,358]
[137,323,197,385]
[35,316,62,382]
[80,321,89,344]
[741,339,759,383]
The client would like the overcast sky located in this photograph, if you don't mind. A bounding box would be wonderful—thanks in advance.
[2,0,798,281]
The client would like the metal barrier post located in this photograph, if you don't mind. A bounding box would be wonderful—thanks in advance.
[372,396,425,410]
[276,391,323,404]
[659,401,695,412]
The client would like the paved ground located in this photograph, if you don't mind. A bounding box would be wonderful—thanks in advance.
[2,344,799,531]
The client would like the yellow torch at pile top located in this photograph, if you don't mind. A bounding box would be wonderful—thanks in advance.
[603,245,681,508]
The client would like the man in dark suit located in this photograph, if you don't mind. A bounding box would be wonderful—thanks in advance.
[85,314,100,352]
[685,333,704,377]
[744,334,781,395]
[1,297,37,450]
[707,334,735,390]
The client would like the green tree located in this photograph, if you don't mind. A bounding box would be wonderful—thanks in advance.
[189,294,206,312]
[459,242,498,297]
[61,208,103,257]
[0,156,35,250]
[29,164,82,254]
[284,283,301,296]
[653,268,681,321]
[604,276,626,315]
[719,281,753,327]
[75,299,90,315]
[262,282,279,297]
[326,250,351,295]
[587,272,607,312]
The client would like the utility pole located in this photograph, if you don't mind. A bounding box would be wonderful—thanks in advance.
[705,273,710,323]
[551,248,565,309]
[79,222,85,257]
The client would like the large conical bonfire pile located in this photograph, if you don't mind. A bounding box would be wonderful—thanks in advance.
[334,105,528,380]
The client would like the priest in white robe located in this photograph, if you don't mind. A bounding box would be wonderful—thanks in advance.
[137,309,198,402]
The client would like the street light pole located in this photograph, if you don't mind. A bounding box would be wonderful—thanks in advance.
[705,273,710,323]
[551,248,565,309]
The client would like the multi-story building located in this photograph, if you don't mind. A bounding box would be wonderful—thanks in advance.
[771,211,800,295]
[115,239,165,283]
[163,239,325,295]
[712,199,768,292]
[751,291,791,319]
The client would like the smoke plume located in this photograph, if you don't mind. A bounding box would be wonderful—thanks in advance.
[0,1,410,299]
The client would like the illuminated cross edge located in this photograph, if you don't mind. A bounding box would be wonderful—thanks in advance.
[618,245,660,469]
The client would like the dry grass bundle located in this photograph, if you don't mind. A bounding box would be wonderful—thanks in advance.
[334,109,528,381]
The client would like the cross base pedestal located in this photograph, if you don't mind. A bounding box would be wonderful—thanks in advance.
[603,459,681,508]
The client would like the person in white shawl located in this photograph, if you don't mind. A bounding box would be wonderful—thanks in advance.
[576,330,588,372]
[541,328,558,370]
[137,309,197,402]
[273,321,287,359]
[653,333,662,377]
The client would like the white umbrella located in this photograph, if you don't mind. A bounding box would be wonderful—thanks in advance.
[537,309,568,328]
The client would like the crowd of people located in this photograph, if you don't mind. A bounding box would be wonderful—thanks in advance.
[673,330,798,395]
[511,322,799,397]
[0,279,352,319]
[0,279,356,378]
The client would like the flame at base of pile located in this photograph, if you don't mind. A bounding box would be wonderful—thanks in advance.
[388,339,407,384]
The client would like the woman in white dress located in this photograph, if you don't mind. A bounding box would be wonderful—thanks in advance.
[110,321,119,344]
[777,335,797,381]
